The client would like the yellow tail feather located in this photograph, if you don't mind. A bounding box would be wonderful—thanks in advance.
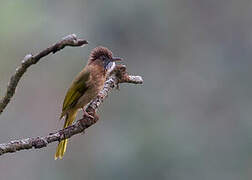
[54,110,78,160]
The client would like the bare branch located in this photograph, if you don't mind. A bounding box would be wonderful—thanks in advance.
[0,34,88,115]
[0,65,143,156]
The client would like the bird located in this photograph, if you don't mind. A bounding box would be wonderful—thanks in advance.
[55,46,122,160]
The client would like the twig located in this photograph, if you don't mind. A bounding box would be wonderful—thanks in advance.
[0,65,143,156]
[0,34,88,115]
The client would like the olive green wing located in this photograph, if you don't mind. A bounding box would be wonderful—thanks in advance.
[60,71,90,118]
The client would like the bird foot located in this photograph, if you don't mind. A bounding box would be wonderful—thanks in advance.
[82,108,94,119]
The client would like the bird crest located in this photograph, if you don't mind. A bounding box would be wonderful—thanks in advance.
[89,46,113,61]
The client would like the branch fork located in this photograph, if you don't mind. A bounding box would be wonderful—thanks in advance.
[0,34,143,157]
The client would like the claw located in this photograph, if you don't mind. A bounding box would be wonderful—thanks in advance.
[82,108,94,119]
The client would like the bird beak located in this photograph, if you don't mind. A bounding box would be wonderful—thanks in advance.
[111,57,123,62]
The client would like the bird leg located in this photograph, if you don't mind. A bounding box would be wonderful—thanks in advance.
[82,107,94,119]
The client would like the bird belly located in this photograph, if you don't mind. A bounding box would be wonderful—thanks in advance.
[76,73,105,110]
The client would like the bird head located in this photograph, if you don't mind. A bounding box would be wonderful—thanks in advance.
[89,46,122,74]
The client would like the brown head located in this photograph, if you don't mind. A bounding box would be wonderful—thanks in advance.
[88,46,122,75]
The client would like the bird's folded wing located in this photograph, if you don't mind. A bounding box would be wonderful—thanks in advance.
[60,71,90,118]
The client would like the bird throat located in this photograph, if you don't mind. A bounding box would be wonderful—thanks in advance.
[106,62,116,76]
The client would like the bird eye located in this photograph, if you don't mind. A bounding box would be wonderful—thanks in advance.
[102,56,107,61]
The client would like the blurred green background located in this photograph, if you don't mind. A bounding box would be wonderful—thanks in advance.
[1,0,252,179]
